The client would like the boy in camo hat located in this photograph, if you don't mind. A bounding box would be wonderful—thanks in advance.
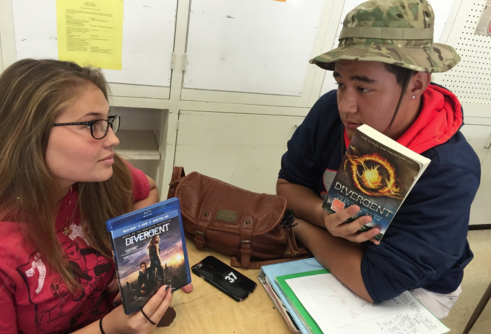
[277,0,479,318]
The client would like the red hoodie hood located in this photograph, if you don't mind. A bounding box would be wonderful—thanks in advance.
[344,84,463,154]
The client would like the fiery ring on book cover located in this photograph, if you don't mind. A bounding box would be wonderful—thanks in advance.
[344,148,404,199]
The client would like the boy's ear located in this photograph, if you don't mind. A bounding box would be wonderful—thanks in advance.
[408,72,431,98]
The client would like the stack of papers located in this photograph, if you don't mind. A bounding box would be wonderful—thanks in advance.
[259,258,450,334]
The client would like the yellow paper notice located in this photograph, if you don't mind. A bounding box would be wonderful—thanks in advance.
[57,0,123,70]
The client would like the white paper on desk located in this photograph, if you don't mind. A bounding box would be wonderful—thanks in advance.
[286,274,450,334]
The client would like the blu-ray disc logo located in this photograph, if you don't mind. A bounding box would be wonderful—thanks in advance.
[143,210,152,217]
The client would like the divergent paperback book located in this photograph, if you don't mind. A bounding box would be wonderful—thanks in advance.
[106,198,191,314]
[322,125,431,241]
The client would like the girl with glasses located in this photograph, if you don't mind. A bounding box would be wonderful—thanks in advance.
[0,59,192,334]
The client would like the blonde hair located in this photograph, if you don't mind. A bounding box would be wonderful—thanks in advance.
[147,235,160,250]
[0,59,133,291]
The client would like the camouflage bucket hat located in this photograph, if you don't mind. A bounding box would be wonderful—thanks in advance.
[310,0,460,73]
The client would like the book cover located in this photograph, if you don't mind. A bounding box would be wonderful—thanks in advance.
[323,124,431,241]
[106,198,191,314]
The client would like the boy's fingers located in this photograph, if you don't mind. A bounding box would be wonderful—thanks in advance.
[369,238,381,245]
[346,228,380,244]
[343,216,372,235]
[368,231,381,245]
[333,205,361,226]
[363,229,381,243]
[350,232,371,243]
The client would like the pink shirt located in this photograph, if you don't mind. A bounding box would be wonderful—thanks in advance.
[0,164,150,334]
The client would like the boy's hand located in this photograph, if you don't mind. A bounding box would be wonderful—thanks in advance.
[322,205,380,245]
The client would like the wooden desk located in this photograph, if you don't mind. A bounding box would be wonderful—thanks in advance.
[153,239,291,334]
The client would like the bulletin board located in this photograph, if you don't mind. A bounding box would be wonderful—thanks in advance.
[433,0,491,105]
[321,0,459,95]
[11,0,177,87]
[183,0,325,96]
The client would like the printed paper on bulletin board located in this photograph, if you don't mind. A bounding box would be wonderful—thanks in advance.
[475,0,491,37]
[56,0,124,70]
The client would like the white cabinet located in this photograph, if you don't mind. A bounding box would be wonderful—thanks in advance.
[1,0,491,211]
[460,120,491,226]
[184,0,325,96]
[181,0,342,108]
[174,111,304,194]
[111,107,165,183]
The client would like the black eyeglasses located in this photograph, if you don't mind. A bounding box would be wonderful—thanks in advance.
[53,115,121,140]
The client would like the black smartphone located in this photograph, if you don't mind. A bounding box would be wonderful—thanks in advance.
[191,255,257,302]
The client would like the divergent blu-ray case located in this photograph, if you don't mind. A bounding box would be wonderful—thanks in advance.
[106,198,191,314]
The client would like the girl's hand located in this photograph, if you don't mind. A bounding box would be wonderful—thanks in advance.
[107,275,119,294]
[112,283,193,309]
[103,285,172,334]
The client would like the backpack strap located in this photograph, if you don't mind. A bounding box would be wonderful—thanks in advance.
[194,207,214,250]
[238,215,255,267]
[231,228,311,269]
[167,166,186,199]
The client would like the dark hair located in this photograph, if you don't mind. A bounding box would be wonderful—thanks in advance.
[382,63,416,87]
[140,261,147,267]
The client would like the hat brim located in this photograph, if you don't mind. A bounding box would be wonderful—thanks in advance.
[309,42,460,73]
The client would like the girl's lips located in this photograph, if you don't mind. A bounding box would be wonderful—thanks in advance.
[100,158,115,165]
[99,153,114,161]
[99,154,115,165]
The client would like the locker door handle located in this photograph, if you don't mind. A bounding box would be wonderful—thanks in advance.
[485,133,491,150]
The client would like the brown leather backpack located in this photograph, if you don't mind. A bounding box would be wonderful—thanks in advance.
[167,167,310,268]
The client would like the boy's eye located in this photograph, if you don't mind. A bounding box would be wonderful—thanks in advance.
[358,87,370,93]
